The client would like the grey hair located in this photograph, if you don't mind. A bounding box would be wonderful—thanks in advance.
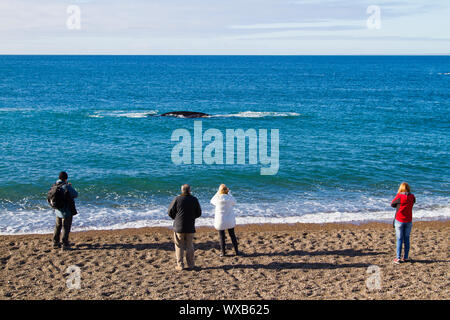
[181,184,191,195]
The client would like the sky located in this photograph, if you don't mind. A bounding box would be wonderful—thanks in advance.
[0,0,449,54]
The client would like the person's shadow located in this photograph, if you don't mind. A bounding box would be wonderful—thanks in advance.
[74,240,220,252]
[408,259,449,264]
[74,242,174,251]
[201,261,374,271]
[199,248,386,271]
[73,241,447,271]
[239,248,386,258]
[73,241,387,258]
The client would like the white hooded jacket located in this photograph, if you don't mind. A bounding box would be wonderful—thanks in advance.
[210,192,236,230]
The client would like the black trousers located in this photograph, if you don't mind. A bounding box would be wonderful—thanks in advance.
[219,228,238,253]
[53,216,73,245]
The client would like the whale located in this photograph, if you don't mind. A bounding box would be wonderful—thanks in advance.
[160,111,210,118]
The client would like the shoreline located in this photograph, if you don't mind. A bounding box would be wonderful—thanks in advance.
[1,220,448,300]
[1,217,449,237]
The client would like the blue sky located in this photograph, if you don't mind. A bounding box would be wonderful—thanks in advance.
[0,0,449,54]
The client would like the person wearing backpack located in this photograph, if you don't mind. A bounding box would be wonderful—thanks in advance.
[48,171,78,250]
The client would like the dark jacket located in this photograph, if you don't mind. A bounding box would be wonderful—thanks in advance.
[55,180,78,219]
[168,194,202,233]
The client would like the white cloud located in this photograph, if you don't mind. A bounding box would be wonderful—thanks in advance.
[0,0,448,54]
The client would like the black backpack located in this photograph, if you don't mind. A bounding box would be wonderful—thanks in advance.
[47,182,68,210]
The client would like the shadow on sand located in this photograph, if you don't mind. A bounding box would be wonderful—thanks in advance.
[240,248,387,258]
[409,259,449,264]
[73,241,385,258]
[74,241,220,252]
[72,241,389,271]
[200,261,373,271]
[74,242,174,251]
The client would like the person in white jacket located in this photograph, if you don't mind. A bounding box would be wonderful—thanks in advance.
[210,184,239,256]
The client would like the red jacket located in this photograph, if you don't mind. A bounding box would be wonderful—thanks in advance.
[391,192,415,223]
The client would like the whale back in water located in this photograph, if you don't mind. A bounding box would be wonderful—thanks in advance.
[160,111,210,118]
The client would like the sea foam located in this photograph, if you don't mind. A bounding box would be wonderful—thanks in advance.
[214,111,301,118]
[1,203,448,235]
[89,110,159,118]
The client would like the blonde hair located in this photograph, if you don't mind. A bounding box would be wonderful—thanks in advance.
[218,184,229,194]
[397,182,411,193]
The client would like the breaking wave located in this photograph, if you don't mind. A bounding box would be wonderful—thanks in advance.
[213,111,301,118]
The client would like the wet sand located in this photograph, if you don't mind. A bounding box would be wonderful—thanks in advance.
[0,221,448,300]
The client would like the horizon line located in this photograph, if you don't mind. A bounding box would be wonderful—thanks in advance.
[0,53,449,56]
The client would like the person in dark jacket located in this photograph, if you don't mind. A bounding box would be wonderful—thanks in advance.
[168,184,202,270]
[52,171,78,250]
[391,182,415,264]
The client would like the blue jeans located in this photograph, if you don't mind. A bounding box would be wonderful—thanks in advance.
[394,220,412,259]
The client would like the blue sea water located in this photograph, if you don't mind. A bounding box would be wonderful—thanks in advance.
[0,55,449,234]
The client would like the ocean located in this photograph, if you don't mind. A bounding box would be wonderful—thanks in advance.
[0,55,448,234]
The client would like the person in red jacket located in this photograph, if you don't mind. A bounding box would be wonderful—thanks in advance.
[391,182,416,264]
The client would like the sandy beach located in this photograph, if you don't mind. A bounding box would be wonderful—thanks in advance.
[0,220,448,300]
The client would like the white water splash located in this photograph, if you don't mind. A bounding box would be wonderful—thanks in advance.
[89,110,158,118]
[214,111,301,118]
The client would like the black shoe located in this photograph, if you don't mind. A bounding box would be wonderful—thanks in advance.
[62,243,71,251]
[53,243,61,249]
[234,251,240,256]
